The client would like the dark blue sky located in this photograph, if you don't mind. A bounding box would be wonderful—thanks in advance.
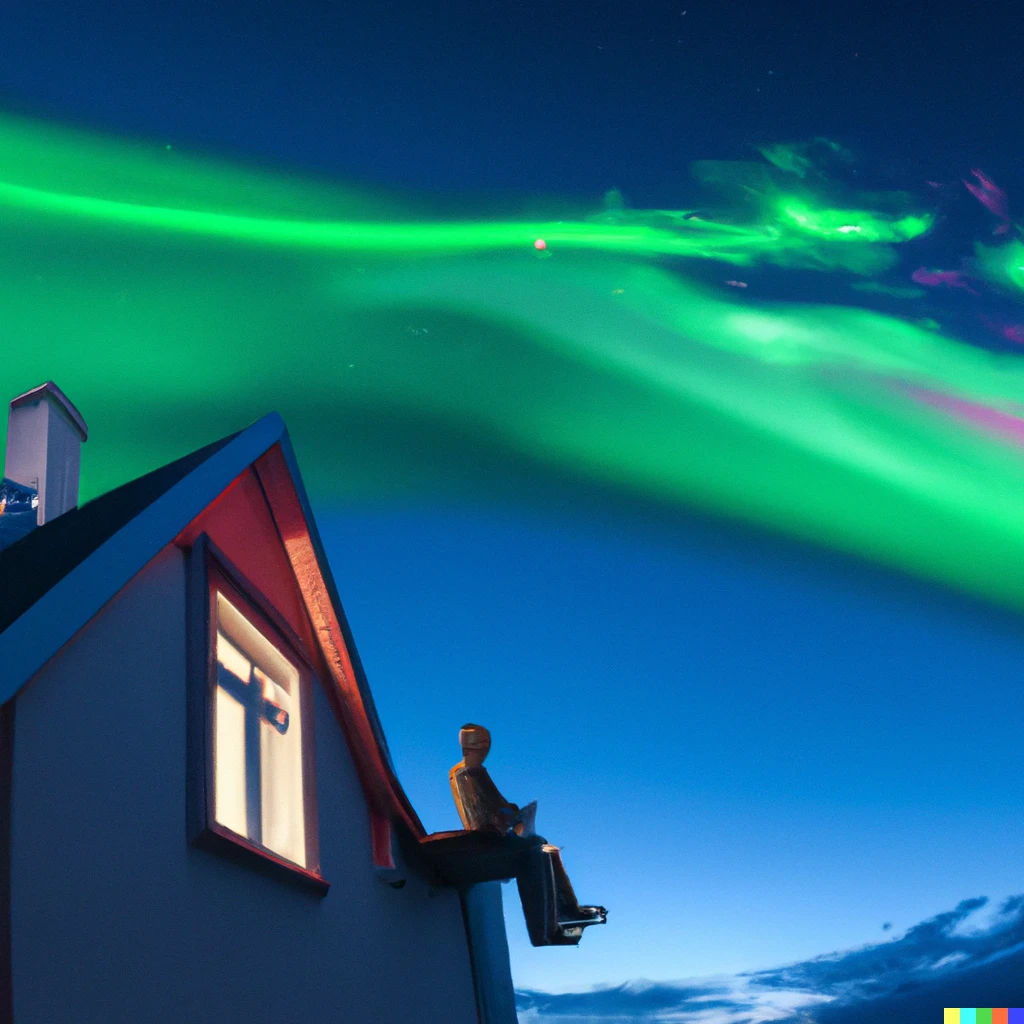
[3,0,1020,205]
[5,0,1024,1007]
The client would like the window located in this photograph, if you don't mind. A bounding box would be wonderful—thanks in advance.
[187,535,327,893]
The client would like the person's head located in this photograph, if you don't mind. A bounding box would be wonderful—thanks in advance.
[459,723,491,767]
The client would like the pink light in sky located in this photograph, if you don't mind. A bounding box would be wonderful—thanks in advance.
[905,385,1024,449]
[963,168,1010,233]
[534,238,547,250]
[980,316,1024,345]
[911,266,978,295]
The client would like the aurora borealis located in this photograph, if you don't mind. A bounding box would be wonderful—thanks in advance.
[3,113,1024,613]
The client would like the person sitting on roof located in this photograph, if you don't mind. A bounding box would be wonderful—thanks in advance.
[449,723,536,836]
[448,722,606,946]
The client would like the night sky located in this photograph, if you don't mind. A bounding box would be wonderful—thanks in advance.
[3,1,1019,204]
[4,1,1024,1019]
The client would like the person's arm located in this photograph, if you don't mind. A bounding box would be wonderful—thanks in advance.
[456,766,520,832]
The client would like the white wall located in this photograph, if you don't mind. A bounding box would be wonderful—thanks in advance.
[10,545,480,1024]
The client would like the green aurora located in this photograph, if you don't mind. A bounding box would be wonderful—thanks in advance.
[4,114,1024,611]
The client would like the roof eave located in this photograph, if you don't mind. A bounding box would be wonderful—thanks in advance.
[0,413,286,704]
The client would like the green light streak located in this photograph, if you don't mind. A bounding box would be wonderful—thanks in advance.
[975,238,1024,293]
[0,176,784,258]
[779,202,933,243]
[759,139,849,178]
[0,114,930,271]
[5,113,1024,616]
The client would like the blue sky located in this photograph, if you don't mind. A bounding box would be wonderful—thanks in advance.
[316,496,1024,995]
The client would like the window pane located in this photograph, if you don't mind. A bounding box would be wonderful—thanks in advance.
[214,592,307,867]
[217,594,297,699]
[257,667,306,868]
[217,632,251,686]
[213,674,248,838]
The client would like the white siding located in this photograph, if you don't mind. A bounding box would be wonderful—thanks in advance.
[4,395,83,525]
[10,545,479,1024]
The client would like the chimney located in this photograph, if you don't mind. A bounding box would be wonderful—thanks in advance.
[4,382,88,525]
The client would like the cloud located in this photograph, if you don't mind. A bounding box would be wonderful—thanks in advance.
[516,893,1024,1022]
[515,977,817,1024]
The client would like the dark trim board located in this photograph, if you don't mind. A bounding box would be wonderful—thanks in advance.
[0,700,14,1024]
[185,535,210,852]
[191,823,330,897]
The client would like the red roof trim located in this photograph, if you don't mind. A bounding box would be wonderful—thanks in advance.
[251,444,427,851]
[369,811,395,870]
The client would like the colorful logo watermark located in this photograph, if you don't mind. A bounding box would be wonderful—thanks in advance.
[945,1010,1024,1023]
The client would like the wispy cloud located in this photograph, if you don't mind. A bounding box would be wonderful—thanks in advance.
[516,893,1024,1022]
[515,976,820,1024]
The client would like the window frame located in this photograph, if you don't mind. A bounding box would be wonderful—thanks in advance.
[186,533,329,895]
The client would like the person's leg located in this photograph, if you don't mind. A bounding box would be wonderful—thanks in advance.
[515,840,559,946]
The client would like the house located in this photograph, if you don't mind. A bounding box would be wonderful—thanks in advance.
[0,381,602,1024]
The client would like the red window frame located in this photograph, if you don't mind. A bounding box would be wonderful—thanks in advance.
[186,533,329,895]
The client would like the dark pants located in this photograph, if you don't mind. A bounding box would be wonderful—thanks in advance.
[515,837,603,946]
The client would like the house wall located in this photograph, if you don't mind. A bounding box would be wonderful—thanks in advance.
[10,545,481,1024]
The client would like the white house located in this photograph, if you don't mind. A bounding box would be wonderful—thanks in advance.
[0,381,594,1024]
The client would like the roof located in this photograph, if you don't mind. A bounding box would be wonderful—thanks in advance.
[0,413,423,842]
[0,431,237,634]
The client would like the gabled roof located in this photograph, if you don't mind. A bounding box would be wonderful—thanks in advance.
[0,414,422,843]
[0,431,237,635]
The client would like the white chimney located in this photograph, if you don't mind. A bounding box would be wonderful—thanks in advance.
[5,382,88,525]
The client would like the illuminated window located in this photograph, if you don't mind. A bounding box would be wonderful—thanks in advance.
[187,535,326,893]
